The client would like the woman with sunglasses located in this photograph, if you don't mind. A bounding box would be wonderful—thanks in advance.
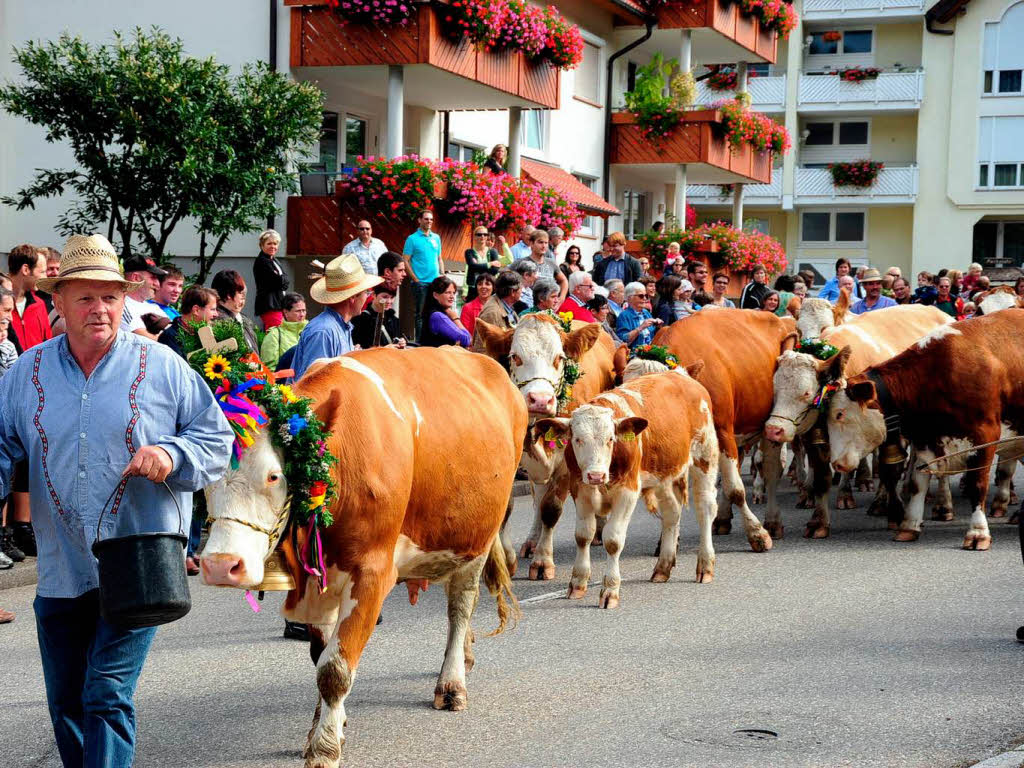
[559,245,583,280]
[464,227,502,300]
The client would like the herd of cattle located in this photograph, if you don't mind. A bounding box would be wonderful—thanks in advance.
[199,285,1024,768]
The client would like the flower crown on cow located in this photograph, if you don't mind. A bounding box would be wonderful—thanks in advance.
[182,320,339,539]
[629,344,679,369]
[794,338,843,411]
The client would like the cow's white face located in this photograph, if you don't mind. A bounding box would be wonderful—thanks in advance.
[827,387,886,473]
[622,358,668,382]
[201,433,289,588]
[765,352,820,443]
[795,298,836,339]
[537,405,648,486]
[977,289,1021,315]
[509,316,569,416]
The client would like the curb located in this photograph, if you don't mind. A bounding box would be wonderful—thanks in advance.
[969,745,1024,768]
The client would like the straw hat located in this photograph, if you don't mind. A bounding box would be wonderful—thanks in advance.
[860,267,883,283]
[37,234,143,293]
[309,254,383,305]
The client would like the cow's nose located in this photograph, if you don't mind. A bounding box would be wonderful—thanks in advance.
[201,553,247,587]
[585,471,607,485]
[765,425,785,443]
[527,392,555,412]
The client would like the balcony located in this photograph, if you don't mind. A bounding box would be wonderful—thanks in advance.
[653,0,778,64]
[802,0,925,22]
[286,1,559,110]
[686,174,784,205]
[694,74,787,111]
[798,70,924,113]
[609,110,773,184]
[795,165,918,204]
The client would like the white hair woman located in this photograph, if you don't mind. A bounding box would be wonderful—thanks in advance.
[253,228,288,330]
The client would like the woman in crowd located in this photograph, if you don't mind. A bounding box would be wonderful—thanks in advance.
[460,273,495,337]
[353,284,404,349]
[484,144,508,175]
[946,268,964,297]
[464,226,502,300]
[157,285,220,358]
[739,265,771,309]
[638,256,651,277]
[616,281,662,349]
[419,275,471,348]
[961,262,983,296]
[586,294,623,345]
[639,276,659,314]
[818,258,859,302]
[212,269,258,352]
[252,229,289,331]
[260,291,308,368]
[559,245,583,280]
[670,259,686,277]
[792,276,808,301]
[704,272,736,308]
[486,232,514,267]
[656,275,699,325]
[760,290,781,313]
[772,275,796,317]
[530,278,560,312]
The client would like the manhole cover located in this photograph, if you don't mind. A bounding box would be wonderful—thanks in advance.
[733,729,779,743]
[661,720,807,751]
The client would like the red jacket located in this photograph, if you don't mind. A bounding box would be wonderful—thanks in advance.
[558,295,596,324]
[11,291,53,350]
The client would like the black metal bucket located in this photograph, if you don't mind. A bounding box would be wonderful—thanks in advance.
[91,479,191,629]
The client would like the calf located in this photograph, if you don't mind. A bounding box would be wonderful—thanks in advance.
[826,310,1024,550]
[533,364,719,607]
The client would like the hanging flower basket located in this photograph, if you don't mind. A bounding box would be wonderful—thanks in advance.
[835,66,882,83]
[822,30,842,42]
[707,70,739,91]
[828,160,884,187]
[735,0,800,39]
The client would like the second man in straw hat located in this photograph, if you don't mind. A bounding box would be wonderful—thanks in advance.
[850,268,897,315]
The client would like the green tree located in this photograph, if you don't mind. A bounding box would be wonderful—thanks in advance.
[0,28,323,281]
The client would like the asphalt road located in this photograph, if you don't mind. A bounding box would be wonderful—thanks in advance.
[2,465,1023,768]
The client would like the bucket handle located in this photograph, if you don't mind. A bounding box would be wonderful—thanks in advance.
[95,477,183,544]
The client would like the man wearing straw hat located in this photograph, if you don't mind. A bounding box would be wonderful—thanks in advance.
[291,253,383,379]
[0,234,233,767]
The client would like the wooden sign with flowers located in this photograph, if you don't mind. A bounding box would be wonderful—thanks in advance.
[181,319,338,592]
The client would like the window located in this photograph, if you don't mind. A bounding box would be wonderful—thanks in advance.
[977,116,1024,187]
[984,4,1024,96]
[446,140,482,163]
[621,188,647,240]
[574,42,601,104]
[808,29,872,56]
[744,217,771,235]
[573,173,599,235]
[842,30,873,54]
[839,122,869,145]
[320,112,339,171]
[805,123,834,146]
[803,121,870,146]
[995,163,1019,186]
[522,111,547,151]
[748,63,771,77]
[809,34,839,55]
[345,116,367,162]
[800,210,866,245]
[973,220,1024,267]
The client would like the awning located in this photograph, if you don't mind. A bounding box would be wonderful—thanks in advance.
[521,159,621,218]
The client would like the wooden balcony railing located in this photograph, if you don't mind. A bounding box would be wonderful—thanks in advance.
[609,111,773,185]
[287,0,559,110]
[657,0,778,64]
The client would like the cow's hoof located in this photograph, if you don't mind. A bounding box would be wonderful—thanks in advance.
[856,480,874,493]
[747,529,774,553]
[518,541,536,560]
[764,520,784,539]
[931,506,954,522]
[803,523,829,539]
[1008,513,1019,525]
[650,567,672,584]
[751,490,765,505]
[887,521,900,531]
[598,590,620,609]
[504,551,518,577]
[866,500,888,518]
[433,683,469,712]
[567,583,587,600]
[796,494,813,510]
[836,492,856,510]
[529,562,555,581]
[712,519,732,536]
[1010,491,1019,505]
[695,560,715,584]
[893,529,921,543]
[989,507,1007,519]
[592,532,603,545]
[962,532,992,551]
[303,739,344,768]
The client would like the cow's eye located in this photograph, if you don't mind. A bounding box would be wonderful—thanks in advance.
[511,354,522,367]
[552,355,563,369]
[268,472,282,485]
[835,411,844,422]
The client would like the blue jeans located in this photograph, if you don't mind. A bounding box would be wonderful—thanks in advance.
[187,494,207,558]
[411,281,431,342]
[34,590,157,768]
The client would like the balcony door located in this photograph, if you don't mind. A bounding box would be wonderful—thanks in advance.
[621,188,648,240]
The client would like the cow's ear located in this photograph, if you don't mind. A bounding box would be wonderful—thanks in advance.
[780,332,799,353]
[684,359,705,379]
[847,379,876,404]
[815,344,852,379]
[475,320,514,360]
[531,418,570,444]
[833,288,851,325]
[563,322,601,361]
[311,388,343,430]
[616,416,648,441]
[612,341,629,385]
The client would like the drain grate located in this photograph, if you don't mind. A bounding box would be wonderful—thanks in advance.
[733,729,780,742]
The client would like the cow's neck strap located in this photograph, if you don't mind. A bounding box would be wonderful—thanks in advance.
[865,370,901,442]
[206,495,292,560]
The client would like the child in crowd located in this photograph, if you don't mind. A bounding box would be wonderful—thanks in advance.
[912,271,938,305]
[0,319,17,377]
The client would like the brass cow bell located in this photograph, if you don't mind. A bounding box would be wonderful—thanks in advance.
[880,441,906,466]
[809,425,828,446]
[253,548,296,592]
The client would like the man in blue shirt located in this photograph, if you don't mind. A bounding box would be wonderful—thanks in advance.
[292,253,383,378]
[616,281,663,348]
[850,268,897,315]
[0,234,234,768]
[818,257,861,302]
[402,210,444,342]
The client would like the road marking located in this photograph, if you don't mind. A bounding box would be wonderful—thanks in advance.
[519,582,599,605]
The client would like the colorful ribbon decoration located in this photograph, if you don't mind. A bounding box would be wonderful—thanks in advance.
[215,378,270,468]
[812,380,842,412]
[301,517,329,594]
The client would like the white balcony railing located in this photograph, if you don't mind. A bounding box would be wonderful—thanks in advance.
[802,0,925,20]
[795,165,918,204]
[798,70,924,110]
[686,174,784,204]
[694,75,787,111]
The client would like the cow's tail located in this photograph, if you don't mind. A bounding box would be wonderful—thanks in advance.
[482,533,521,637]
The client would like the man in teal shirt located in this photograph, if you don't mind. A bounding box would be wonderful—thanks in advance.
[402,210,443,341]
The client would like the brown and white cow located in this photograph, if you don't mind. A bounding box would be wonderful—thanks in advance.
[975,285,1024,315]
[795,290,855,340]
[650,309,795,547]
[532,363,719,607]
[764,305,953,536]
[825,310,1024,550]
[476,314,618,580]
[201,347,527,768]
